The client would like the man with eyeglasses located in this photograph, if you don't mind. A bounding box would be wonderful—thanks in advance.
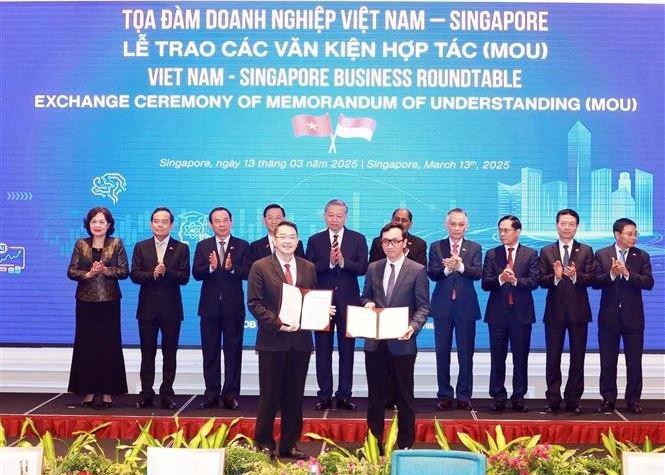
[306,199,368,411]
[192,207,250,410]
[248,204,305,267]
[593,218,654,414]
[368,208,427,266]
[482,215,540,412]
[248,221,328,460]
[362,223,429,451]
[130,207,190,410]
[428,208,482,411]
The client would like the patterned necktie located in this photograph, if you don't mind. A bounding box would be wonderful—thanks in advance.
[562,244,570,267]
[386,263,396,302]
[218,241,226,268]
[156,241,166,263]
[284,263,293,285]
[332,233,339,250]
[619,249,627,264]
[451,242,459,300]
[506,247,514,305]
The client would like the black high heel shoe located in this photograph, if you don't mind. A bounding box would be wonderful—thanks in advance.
[101,401,112,409]
[81,394,96,407]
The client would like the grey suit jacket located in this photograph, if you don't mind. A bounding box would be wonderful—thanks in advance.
[360,258,430,355]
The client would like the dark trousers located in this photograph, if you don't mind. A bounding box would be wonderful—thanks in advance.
[200,312,244,399]
[434,303,476,401]
[365,343,417,450]
[315,310,355,400]
[488,317,532,402]
[138,317,181,397]
[598,315,644,404]
[255,348,311,453]
[545,320,588,406]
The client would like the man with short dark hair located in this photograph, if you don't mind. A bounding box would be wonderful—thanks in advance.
[539,209,596,414]
[594,218,654,414]
[192,207,250,410]
[130,207,190,409]
[429,208,482,411]
[248,204,305,266]
[248,220,324,460]
[306,199,368,411]
[482,215,540,412]
[368,208,427,266]
[361,223,429,450]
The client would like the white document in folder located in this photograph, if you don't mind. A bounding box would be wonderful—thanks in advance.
[346,305,409,339]
[300,289,333,330]
[278,283,302,327]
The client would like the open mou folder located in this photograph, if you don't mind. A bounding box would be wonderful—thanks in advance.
[278,283,333,330]
[346,305,409,339]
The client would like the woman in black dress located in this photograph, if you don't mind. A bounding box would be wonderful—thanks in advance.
[67,207,129,407]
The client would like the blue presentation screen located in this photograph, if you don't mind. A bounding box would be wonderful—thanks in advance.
[1,2,663,350]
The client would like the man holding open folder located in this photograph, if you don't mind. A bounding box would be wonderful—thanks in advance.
[247,220,329,461]
[359,223,430,451]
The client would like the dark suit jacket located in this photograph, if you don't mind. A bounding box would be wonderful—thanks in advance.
[361,259,430,355]
[539,240,595,325]
[369,233,427,267]
[247,255,316,352]
[192,235,250,319]
[130,237,190,321]
[248,235,305,266]
[428,238,482,321]
[306,227,368,306]
[482,244,540,325]
[593,244,654,330]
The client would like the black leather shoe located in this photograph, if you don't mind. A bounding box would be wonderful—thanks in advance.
[492,399,506,412]
[512,401,529,413]
[161,397,177,410]
[436,398,453,410]
[544,404,560,414]
[628,402,643,414]
[199,398,219,410]
[223,397,239,410]
[336,398,357,411]
[279,446,307,460]
[597,400,615,413]
[136,396,154,409]
[314,399,332,411]
[457,400,473,411]
[81,399,95,408]
[565,403,583,414]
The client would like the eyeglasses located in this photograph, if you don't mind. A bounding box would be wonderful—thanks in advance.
[381,238,404,247]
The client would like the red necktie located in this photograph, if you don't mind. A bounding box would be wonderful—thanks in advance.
[506,247,514,305]
[284,263,293,285]
[451,242,459,300]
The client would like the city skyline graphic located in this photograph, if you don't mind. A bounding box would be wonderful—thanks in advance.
[498,121,654,235]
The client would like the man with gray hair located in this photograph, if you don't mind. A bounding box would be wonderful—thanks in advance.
[306,199,368,411]
[428,208,482,411]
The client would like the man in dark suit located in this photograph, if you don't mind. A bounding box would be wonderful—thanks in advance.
[130,207,190,409]
[248,204,305,266]
[361,223,429,450]
[306,199,368,410]
[539,209,595,414]
[192,207,250,410]
[594,218,654,414]
[482,215,540,412]
[369,208,427,266]
[428,208,482,411]
[247,220,324,460]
